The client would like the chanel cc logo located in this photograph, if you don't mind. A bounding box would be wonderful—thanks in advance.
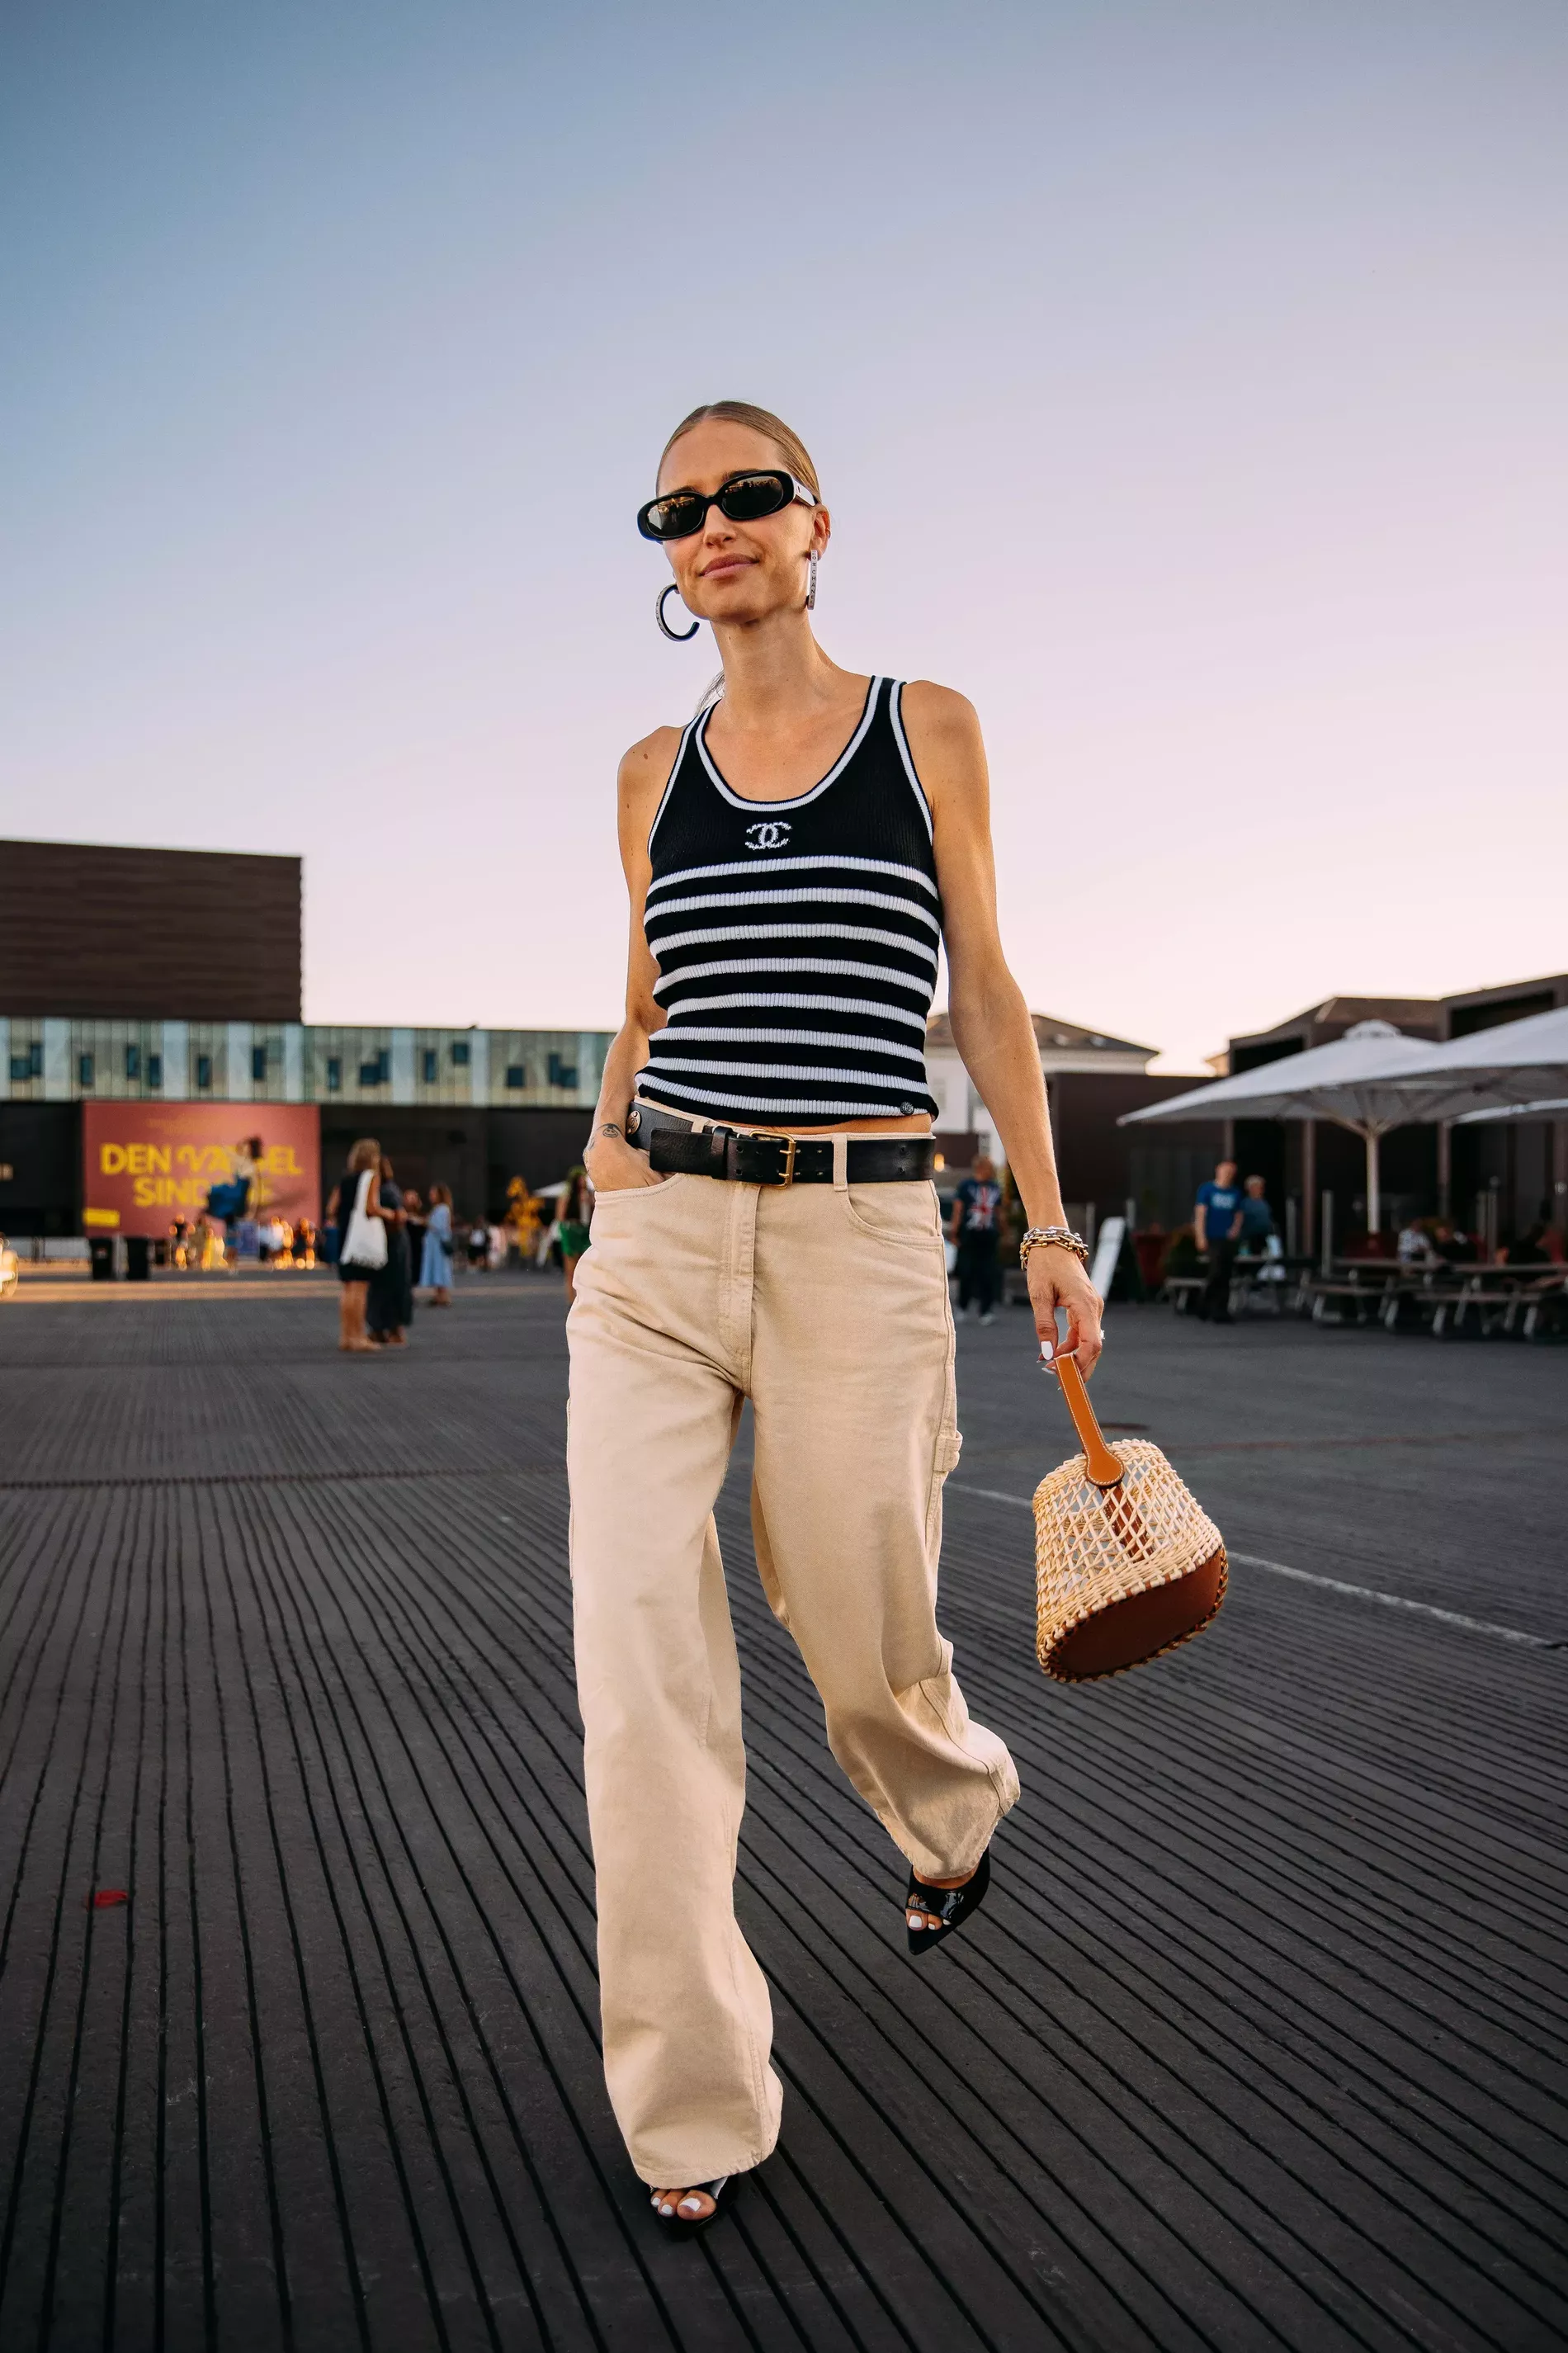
[744,820,791,852]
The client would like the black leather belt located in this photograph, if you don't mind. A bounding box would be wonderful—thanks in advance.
[626,1102,936,1186]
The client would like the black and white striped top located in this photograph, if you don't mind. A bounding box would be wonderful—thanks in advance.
[637,676,941,1126]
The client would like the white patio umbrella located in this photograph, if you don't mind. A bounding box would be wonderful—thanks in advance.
[1457,1099,1568,1124]
[1369,1003,1568,1118]
[1120,1020,1443,1231]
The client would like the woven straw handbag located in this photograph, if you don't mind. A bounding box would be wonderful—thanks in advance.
[1034,1356,1226,1682]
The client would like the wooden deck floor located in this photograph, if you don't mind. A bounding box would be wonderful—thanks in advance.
[1,1274,1565,2351]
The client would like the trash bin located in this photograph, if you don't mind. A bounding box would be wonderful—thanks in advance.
[125,1236,151,1282]
[89,1236,117,1282]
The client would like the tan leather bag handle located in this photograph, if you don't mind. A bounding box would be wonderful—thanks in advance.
[1049,1352,1124,1488]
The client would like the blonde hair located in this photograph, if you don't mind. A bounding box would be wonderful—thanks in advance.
[348,1137,381,1173]
[659,400,820,498]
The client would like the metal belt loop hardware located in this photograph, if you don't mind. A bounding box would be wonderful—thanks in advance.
[779,1136,797,1186]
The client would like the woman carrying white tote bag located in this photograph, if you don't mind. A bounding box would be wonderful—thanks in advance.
[334,1136,387,1353]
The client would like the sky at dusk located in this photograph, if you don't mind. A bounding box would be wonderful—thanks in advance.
[2,2,1564,1070]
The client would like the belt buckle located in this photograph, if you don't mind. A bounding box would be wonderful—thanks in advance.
[749,1129,796,1185]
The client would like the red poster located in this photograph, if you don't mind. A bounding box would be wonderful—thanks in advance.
[82,1103,320,1237]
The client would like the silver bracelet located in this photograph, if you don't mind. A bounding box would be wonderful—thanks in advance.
[1019,1224,1089,1267]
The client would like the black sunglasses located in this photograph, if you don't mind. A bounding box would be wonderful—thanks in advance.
[636,469,817,544]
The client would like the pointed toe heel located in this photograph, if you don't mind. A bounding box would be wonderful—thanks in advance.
[904,1846,991,1958]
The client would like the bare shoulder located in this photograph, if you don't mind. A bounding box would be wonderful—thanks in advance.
[618,723,683,804]
[900,678,981,744]
[899,680,987,810]
[616,724,682,875]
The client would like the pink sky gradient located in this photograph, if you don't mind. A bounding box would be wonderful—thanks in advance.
[2,2,1564,1070]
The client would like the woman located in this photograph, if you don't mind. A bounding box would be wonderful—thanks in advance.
[420,1183,456,1303]
[366,1155,412,1344]
[569,400,1102,2233]
[333,1137,386,1352]
[556,1166,592,1303]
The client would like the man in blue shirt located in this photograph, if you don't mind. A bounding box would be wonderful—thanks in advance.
[1238,1175,1274,1250]
[1194,1160,1244,1324]
[950,1155,1005,1323]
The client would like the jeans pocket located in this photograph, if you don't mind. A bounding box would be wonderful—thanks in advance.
[840,1182,942,1251]
[591,1173,685,1202]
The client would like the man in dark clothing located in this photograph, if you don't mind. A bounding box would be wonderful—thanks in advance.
[1195,1160,1244,1324]
[950,1155,1004,1323]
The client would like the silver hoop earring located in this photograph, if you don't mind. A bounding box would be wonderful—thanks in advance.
[656,584,699,643]
[806,550,819,612]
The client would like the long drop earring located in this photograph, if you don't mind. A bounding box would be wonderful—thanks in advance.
[806,549,819,612]
[656,583,699,643]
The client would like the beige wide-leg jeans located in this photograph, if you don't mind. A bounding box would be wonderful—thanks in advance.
[565,1143,1019,2187]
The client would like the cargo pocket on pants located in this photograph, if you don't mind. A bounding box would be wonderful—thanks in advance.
[925,1391,963,1557]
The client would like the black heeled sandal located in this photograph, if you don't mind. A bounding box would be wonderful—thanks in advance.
[649,2174,739,2235]
[905,1847,991,1958]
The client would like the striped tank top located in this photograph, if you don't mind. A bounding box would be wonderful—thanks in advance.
[636,675,942,1126]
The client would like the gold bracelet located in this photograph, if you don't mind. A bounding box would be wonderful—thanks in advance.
[1020,1225,1089,1267]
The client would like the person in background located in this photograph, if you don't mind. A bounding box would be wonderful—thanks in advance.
[949,1154,1004,1324]
[404,1189,427,1297]
[234,1135,264,1218]
[468,1216,490,1271]
[421,1183,455,1304]
[1397,1217,1440,1266]
[558,1166,592,1304]
[1238,1175,1274,1252]
[1194,1158,1244,1324]
[366,1156,412,1345]
[504,1175,542,1266]
[332,1138,385,1351]
[295,1217,317,1270]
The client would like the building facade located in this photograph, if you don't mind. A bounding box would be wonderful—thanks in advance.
[0,1023,612,1236]
[0,839,300,1022]
[0,1018,609,1113]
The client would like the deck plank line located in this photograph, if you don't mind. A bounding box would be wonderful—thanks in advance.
[739,1728,1481,2353]
[229,1486,543,2353]
[274,1480,749,2352]
[0,1495,130,2341]
[249,1483,698,2353]
[37,1488,142,2350]
[895,1599,1568,2073]
[357,1468,1563,2334]
[211,1483,383,2353]
[204,1475,470,2351]
[741,1737,1568,2332]
[725,1602,1568,2176]
[288,1475,980,2352]
[287,1477,1069,2343]
[720,1590,1568,2246]
[231,1471,578,2353]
